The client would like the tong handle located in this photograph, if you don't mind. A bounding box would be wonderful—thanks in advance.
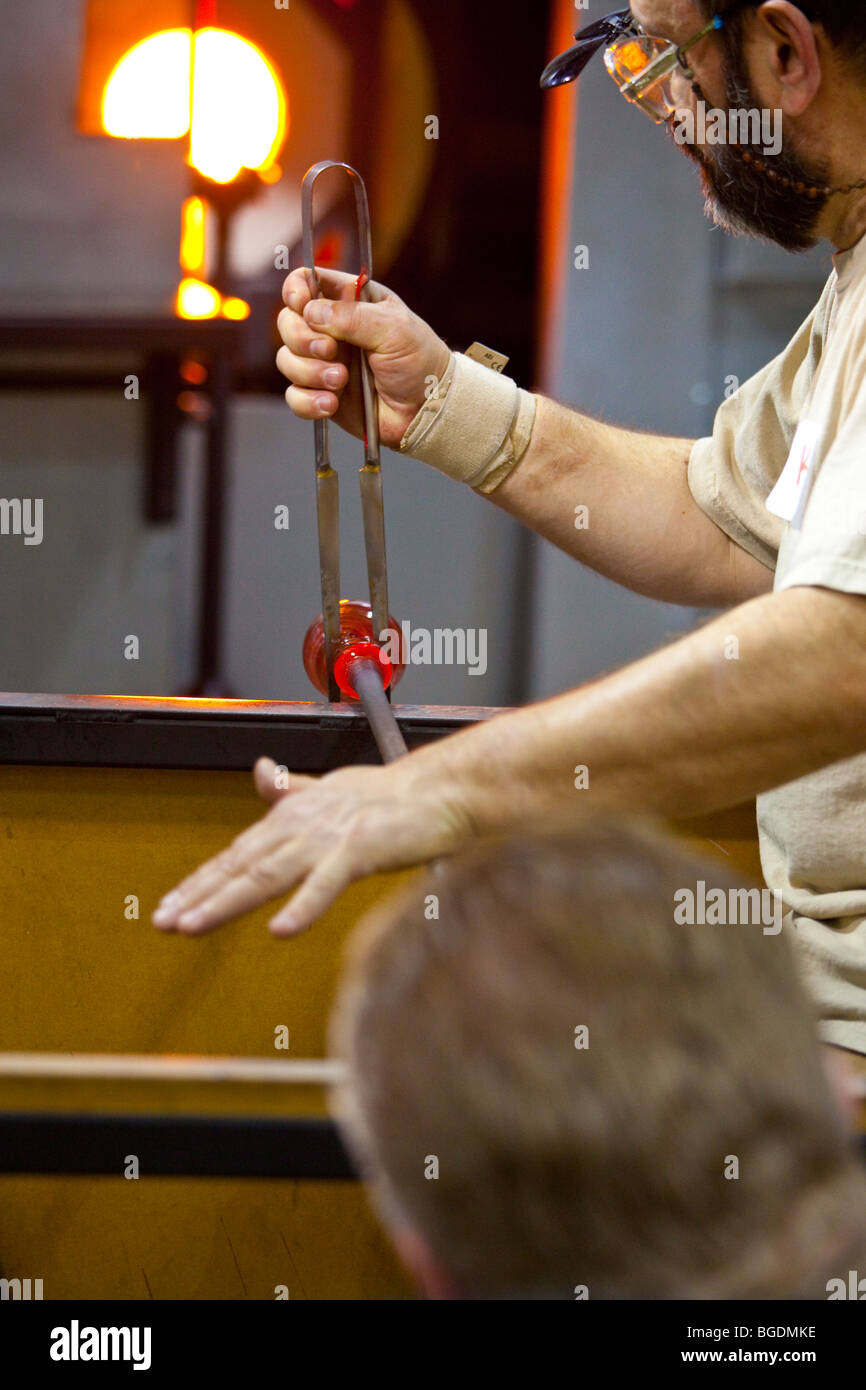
[300,160,391,701]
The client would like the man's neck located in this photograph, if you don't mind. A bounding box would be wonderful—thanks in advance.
[825,190,866,253]
[810,96,866,251]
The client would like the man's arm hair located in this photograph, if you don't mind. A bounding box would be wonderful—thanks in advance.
[485,395,773,609]
[404,586,866,830]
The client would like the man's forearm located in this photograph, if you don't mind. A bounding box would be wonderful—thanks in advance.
[398,587,866,830]
[484,394,773,609]
[153,587,866,939]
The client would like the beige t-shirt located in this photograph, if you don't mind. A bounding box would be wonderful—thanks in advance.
[689,232,866,1055]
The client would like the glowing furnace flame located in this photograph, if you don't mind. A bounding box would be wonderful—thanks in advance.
[102,28,287,184]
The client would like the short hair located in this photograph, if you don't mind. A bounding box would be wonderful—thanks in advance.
[708,0,866,71]
[329,815,866,1299]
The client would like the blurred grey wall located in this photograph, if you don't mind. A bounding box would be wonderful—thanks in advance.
[0,0,185,696]
[0,2,833,709]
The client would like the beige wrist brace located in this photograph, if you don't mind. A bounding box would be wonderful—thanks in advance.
[398,351,537,494]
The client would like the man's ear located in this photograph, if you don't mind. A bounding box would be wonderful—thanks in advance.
[821,1044,863,1130]
[390,1224,461,1300]
[751,1,823,117]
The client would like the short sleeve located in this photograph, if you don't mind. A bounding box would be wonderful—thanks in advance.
[688,273,838,571]
[775,334,866,596]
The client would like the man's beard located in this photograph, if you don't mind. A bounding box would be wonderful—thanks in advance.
[670,60,830,252]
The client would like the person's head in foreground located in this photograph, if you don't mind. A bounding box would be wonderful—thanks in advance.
[329,816,866,1299]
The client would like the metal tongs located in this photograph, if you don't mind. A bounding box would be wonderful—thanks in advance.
[301,161,408,764]
[301,160,390,705]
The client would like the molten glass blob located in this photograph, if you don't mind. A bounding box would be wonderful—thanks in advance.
[303,600,405,700]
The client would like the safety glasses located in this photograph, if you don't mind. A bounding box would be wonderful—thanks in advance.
[540,5,757,123]
[605,16,723,121]
[540,9,635,90]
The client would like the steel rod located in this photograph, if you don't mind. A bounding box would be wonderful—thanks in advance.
[350,660,409,763]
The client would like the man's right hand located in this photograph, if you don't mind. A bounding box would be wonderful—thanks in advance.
[277,267,451,450]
